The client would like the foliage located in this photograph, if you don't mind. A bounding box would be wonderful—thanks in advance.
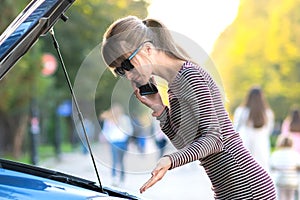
[211,0,300,122]
[3,142,74,164]
[42,0,149,114]
[0,0,47,157]
[0,0,149,158]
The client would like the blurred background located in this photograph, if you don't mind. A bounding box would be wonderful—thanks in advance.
[0,0,299,169]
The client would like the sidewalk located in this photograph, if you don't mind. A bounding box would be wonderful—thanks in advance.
[40,140,214,200]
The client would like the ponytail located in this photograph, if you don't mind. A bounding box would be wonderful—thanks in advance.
[142,18,190,61]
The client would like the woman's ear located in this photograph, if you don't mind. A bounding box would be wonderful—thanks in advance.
[144,42,153,56]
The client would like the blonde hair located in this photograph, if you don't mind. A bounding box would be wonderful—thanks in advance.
[101,16,190,71]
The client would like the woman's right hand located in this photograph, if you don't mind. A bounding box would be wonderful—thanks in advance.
[133,77,165,117]
[134,88,165,117]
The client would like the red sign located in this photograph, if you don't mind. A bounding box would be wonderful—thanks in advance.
[41,53,57,76]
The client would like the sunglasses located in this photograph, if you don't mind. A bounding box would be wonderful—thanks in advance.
[114,41,151,77]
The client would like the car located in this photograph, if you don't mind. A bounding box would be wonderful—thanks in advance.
[0,158,141,199]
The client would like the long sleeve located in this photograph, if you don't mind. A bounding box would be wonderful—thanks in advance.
[158,63,227,169]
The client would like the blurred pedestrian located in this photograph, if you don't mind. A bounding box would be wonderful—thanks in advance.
[281,106,300,153]
[130,114,147,153]
[151,119,168,158]
[270,136,300,200]
[101,16,276,199]
[100,104,133,186]
[233,86,274,171]
[76,118,95,155]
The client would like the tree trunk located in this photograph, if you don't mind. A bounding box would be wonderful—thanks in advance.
[0,111,13,154]
[13,114,29,158]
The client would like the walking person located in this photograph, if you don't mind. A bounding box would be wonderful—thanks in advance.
[280,106,300,153]
[233,86,274,172]
[76,118,95,155]
[270,136,300,200]
[100,103,133,187]
[101,16,276,199]
[151,118,168,158]
[131,114,147,153]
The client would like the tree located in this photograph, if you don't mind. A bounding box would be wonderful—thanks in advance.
[211,0,300,121]
[0,0,149,158]
[41,0,150,146]
[0,0,47,158]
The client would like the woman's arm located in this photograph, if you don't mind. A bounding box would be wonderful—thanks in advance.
[159,68,224,169]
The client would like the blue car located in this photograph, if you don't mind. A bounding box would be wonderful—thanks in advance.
[0,159,141,199]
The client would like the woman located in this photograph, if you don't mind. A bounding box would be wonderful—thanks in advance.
[281,107,300,153]
[233,86,274,172]
[270,136,300,200]
[101,104,133,186]
[101,16,276,199]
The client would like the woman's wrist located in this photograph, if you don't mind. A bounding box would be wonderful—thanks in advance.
[152,105,166,117]
[162,155,172,170]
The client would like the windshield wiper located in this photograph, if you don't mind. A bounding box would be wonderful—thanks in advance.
[49,175,140,199]
[48,174,101,191]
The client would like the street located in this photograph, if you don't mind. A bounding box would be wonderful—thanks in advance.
[40,140,214,200]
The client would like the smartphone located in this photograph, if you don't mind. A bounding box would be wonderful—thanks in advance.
[138,82,158,96]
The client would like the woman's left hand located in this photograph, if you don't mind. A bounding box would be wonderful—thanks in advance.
[139,156,171,193]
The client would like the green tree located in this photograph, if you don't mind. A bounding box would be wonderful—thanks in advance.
[211,0,300,122]
[0,0,149,158]
[0,0,49,158]
[40,0,149,146]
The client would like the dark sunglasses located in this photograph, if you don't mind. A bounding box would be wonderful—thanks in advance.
[114,41,151,77]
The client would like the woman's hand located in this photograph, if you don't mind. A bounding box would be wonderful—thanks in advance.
[133,77,165,117]
[139,156,172,194]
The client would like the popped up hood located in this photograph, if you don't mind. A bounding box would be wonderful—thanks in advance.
[0,0,75,80]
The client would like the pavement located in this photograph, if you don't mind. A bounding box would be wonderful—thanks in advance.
[40,139,214,200]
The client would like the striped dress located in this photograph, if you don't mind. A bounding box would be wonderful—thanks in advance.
[157,61,276,199]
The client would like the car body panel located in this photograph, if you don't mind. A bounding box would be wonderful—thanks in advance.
[0,159,141,200]
[0,168,108,199]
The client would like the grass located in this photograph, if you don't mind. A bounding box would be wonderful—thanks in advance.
[3,142,76,165]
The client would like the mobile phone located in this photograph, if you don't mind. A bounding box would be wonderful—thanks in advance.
[138,82,158,96]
